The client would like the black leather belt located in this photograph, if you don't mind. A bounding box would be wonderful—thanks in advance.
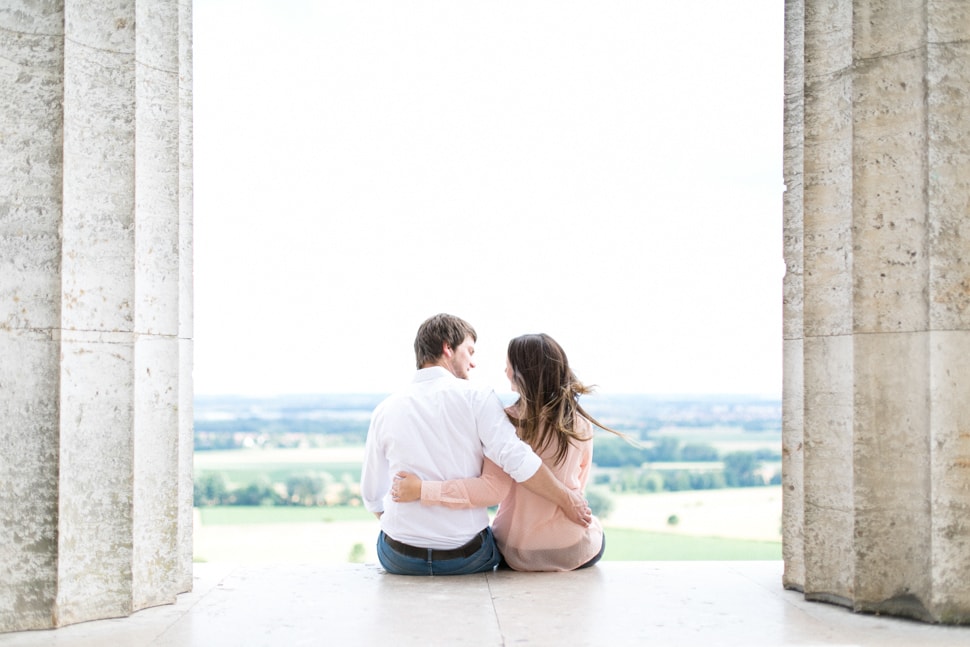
[384,529,487,561]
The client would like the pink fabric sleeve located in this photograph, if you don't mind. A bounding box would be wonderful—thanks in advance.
[419,459,513,509]
[576,438,592,490]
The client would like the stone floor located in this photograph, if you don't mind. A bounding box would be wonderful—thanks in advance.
[1,562,968,646]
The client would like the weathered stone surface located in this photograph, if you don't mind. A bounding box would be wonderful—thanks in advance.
[782,0,806,591]
[0,331,60,631]
[802,334,854,604]
[802,0,853,339]
[55,332,137,626]
[0,0,193,633]
[176,0,195,591]
[852,332,932,619]
[785,0,970,624]
[925,33,970,618]
[928,34,970,331]
[781,339,805,589]
[0,0,65,632]
[929,330,970,622]
[132,336,181,610]
[852,48,928,335]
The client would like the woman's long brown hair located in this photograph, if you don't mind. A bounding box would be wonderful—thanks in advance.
[504,333,626,466]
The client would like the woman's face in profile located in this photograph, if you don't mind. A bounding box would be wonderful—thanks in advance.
[505,357,517,392]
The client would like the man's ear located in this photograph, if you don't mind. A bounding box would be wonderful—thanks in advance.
[441,342,453,358]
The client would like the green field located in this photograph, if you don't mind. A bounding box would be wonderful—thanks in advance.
[602,527,780,561]
[195,505,781,561]
[197,505,372,524]
[193,449,782,562]
[195,462,361,485]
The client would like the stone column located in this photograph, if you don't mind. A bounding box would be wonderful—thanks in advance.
[783,0,970,623]
[0,0,193,633]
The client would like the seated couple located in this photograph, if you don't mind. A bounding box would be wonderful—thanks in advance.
[360,313,624,575]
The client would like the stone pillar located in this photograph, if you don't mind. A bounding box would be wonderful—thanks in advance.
[783,0,970,623]
[0,0,193,633]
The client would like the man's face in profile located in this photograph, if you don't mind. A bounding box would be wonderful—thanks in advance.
[446,336,476,380]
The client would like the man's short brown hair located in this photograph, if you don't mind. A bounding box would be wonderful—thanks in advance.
[414,314,477,369]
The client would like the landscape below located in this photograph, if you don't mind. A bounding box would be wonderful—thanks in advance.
[192,393,783,564]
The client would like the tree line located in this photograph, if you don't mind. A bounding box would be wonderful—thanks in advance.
[194,436,780,509]
[591,435,781,494]
[194,471,360,508]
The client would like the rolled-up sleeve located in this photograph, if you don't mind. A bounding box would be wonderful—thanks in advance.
[476,392,541,482]
[360,408,390,514]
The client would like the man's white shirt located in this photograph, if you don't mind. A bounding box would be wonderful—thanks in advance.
[360,366,541,549]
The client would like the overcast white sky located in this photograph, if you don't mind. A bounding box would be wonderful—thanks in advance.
[192,0,785,397]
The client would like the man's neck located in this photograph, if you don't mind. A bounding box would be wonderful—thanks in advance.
[422,359,458,378]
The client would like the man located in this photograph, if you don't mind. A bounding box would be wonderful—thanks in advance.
[360,313,591,575]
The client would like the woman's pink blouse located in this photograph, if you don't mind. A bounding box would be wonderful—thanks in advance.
[419,416,604,572]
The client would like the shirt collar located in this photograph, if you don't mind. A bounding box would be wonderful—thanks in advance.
[413,366,454,382]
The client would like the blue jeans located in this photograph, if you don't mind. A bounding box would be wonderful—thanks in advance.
[376,528,501,576]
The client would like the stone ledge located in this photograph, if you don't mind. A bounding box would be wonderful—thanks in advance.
[1,562,968,646]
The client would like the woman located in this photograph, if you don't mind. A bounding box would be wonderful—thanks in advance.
[391,333,626,571]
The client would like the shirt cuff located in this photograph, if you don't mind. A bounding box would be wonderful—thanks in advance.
[508,451,542,483]
[422,481,442,504]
